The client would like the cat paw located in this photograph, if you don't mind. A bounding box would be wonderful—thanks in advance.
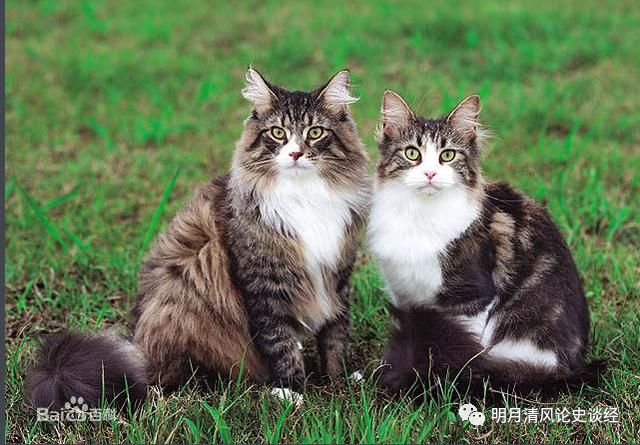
[349,370,364,382]
[270,387,304,407]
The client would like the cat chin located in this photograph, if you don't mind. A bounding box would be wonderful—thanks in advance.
[277,164,315,178]
[405,182,452,196]
[417,185,440,195]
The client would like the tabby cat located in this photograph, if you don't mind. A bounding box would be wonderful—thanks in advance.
[368,90,601,395]
[27,68,369,409]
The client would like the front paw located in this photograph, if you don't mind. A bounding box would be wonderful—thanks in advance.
[269,387,304,407]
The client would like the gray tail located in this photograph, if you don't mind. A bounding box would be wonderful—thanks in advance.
[26,331,148,410]
[465,358,606,397]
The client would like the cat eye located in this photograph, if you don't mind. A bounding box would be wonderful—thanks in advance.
[440,149,456,162]
[404,147,421,162]
[270,127,286,140]
[308,127,324,140]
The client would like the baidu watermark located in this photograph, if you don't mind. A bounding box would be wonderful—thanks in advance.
[36,396,116,422]
[457,402,620,427]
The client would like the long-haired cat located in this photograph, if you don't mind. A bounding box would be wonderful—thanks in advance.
[26,68,369,409]
[368,90,601,396]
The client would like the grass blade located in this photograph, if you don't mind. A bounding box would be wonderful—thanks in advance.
[142,168,180,252]
[41,185,80,212]
[202,401,232,444]
[183,417,201,443]
[5,177,15,200]
[15,279,35,315]
[62,227,91,256]
[17,185,68,250]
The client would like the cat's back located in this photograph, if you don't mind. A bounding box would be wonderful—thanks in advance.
[133,174,244,324]
[484,181,568,250]
[140,174,232,276]
[483,180,585,308]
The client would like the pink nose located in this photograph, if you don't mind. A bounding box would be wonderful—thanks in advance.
[425,171,437,180]
[289,151,302,161]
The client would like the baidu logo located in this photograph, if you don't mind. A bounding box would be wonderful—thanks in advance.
[36,396,115,422]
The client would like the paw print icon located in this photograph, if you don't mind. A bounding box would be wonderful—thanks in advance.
[457,402,486,427]
[64,396,89,412]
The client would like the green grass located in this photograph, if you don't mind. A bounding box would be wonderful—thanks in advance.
[5,0,640,443]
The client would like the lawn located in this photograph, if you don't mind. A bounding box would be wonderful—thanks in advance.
[4,0,640,443]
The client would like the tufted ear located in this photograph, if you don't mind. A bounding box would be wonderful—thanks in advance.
[316,70,358,113]
[378,90,414,140]
[241,66,278,113]
[447,95,481,142]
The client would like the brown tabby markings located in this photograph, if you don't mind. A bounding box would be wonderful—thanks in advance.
[25,69,369,410]
[133,69,369,388]
[489,211,516,289]
[133,179,268,386]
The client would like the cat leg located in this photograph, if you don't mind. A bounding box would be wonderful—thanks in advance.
[317,264,354,380]
[317,310,350,380]
[244,294,305,389]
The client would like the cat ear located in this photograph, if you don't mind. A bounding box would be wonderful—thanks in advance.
[241,66,278,113]
[379,90,414,139]
[316,70,358,113]
[447,95,481,142]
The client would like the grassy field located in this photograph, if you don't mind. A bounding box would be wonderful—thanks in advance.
[5,0,640,443]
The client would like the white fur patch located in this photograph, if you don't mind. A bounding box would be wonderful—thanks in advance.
[487,339,559,370]
[368,180,480,307]
[260,172,360,331]
[457,298,498,347]
[270,387,304,406]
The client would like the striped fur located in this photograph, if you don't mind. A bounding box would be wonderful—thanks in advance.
[369,91,600,396]
[26,69,369,409]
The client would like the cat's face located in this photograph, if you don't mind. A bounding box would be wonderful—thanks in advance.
[376,91,486,195]
[234,68,366,186]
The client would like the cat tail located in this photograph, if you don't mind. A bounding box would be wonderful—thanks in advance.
[26,331,149,410]
[378,306,605,398]
[464,357,607,397]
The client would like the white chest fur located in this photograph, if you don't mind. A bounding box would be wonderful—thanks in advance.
[368,182,480,307]
[260,174,355,330]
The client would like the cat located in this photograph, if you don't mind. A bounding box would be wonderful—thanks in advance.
[26,67,370,409]
[368,90,602,396]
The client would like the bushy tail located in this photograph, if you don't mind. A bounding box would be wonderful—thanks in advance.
[26,331,148,410]
[462,357,606,398]
[378,306,606,398]
[379,352,605,399]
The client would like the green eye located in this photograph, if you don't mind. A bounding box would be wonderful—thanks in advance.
[308,127,324,140]
[404,147,421,161]
[271,127,286,140]
[440,149,456,162]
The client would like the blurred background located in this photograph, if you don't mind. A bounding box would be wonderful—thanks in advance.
[5,0,639,443]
